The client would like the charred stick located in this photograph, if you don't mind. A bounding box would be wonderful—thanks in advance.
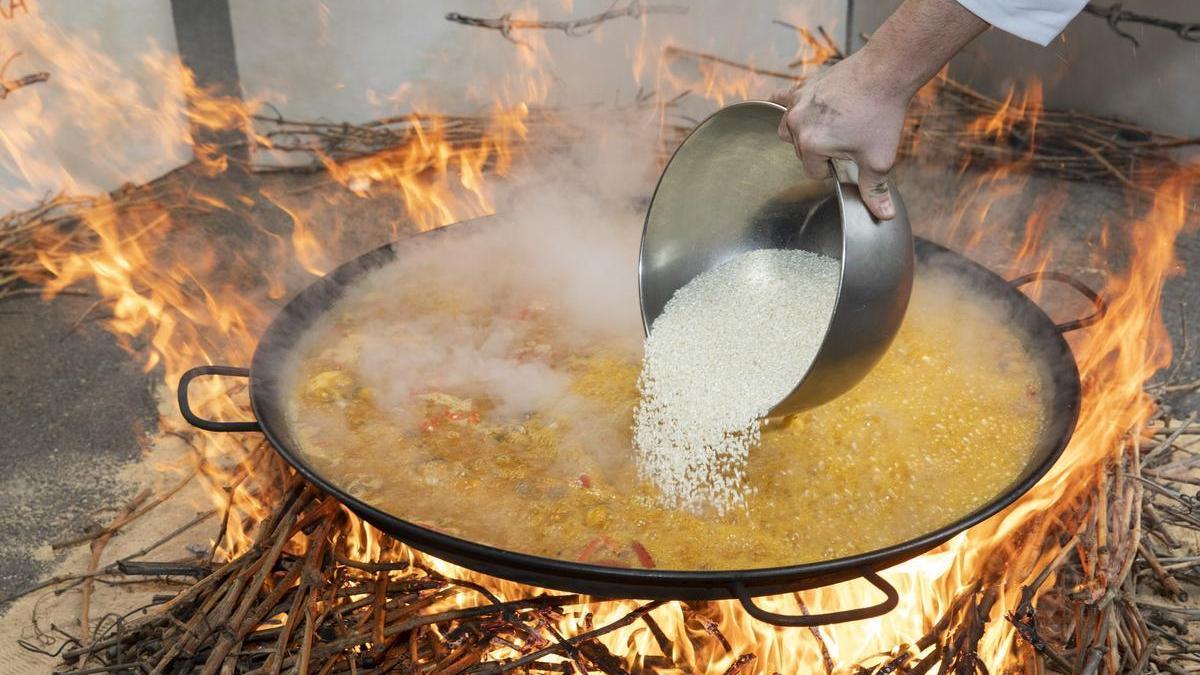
[682,606,732,653]
[114,561,211,578]
[1079,607,1113,675]
[333,555,410,572]
[795,595,835,675]
[917,579,984,651]
[60,561,242,662]
[467,601,665,674]
[722,653,756,675]
[873,652,911,675]
[297,606,316,675]
[200,484,312,649]
[1144,413,1199,465]
[908,647,941,675]
[1142,503,1182,549]
[372,571,388,649]
[546,621,599,675]
[234,562,305,644]
[264,567,310,675]
[149,562,248,673]
[1138,541,1188,602]
[122,509,217,564]
[79,488,152,658]
[0,71,49,98]
[639,612,674,661]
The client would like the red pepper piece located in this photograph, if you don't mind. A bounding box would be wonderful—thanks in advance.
[630,540,656,569]
[579,474,592,488]
[578,535,623,563]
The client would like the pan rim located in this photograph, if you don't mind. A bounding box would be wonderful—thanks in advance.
[247,216,1080,593]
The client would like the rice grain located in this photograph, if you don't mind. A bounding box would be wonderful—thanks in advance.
[633,248,840,514]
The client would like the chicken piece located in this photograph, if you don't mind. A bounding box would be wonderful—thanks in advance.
[305,369,354,403]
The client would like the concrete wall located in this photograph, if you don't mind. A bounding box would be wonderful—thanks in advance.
[0,1,190,213]
[228,0,847,124]
[851,0,1200,137]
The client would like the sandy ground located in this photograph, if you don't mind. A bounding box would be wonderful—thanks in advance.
[0,424,219,672]
[0,159,1196,672]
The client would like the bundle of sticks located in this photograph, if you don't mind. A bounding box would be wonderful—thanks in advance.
[246,96,694,176]
[16,397,1189,674]
[45,463,729,674]
[877,408,1200,675]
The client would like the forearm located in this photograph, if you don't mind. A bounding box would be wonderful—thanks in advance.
[856,0,989,100]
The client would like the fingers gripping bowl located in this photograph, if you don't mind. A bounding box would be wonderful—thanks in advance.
[179,215,1102,627]
[639,100,915,416]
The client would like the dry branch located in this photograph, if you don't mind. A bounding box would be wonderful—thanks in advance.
[446,0,687,45]
[1083,2,1200,47]
[0,50,50,100]
[0,71,50,99]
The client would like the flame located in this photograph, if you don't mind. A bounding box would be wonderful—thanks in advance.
[4,6,1195,672]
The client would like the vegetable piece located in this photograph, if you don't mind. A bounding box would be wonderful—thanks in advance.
[631,541,656,569]
[579,535,624,564]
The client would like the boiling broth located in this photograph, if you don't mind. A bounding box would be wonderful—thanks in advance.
[284,237,1049,571]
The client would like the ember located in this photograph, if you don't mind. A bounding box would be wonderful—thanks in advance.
[1,3,1199,675]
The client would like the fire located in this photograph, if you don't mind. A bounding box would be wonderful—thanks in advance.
[4,5,1195,673]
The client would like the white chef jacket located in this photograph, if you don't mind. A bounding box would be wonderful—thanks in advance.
[956,0,1089,45]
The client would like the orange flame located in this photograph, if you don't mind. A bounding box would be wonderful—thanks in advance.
[4,7,1194,671]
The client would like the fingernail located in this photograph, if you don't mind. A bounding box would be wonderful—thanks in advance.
[880,197,895,220]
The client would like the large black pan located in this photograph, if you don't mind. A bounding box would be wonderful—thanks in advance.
[178,217,1103,627]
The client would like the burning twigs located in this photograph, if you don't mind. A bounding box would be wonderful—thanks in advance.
[40,472,692,674]
[0,178,204,297]
[855,409,1200,675]
[445,1,688,45]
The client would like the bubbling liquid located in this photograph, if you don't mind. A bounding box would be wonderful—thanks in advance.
[284,237,1049,571]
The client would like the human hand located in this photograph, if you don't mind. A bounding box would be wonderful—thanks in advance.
[770,52,910,221]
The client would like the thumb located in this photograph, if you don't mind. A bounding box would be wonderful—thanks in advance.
[857,165,895,221]
[767,86,795,107]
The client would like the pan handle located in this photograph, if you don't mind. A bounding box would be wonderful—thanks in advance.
[730,572,899,627]
[1011,271,1106,334]
[177,365,262,433]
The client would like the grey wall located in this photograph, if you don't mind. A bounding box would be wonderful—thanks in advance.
[851,0,1200,137]
[228,0,847,124]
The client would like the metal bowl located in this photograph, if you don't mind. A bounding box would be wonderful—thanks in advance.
[639,100,915,415]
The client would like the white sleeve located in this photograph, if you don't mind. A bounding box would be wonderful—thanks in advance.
[955,0,1089,46]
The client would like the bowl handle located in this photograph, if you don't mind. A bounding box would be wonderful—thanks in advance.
[731,571,899,627]
[1011,271,1107,334]
[177,365,262,433]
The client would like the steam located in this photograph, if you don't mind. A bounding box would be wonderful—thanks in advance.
[337,107,660,424]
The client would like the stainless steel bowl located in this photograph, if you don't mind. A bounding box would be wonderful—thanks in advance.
[639,100,915,416]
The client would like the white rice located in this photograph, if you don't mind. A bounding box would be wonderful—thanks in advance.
[633,248,840,515]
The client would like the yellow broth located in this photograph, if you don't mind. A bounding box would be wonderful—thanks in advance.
[284,254,1049,571]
